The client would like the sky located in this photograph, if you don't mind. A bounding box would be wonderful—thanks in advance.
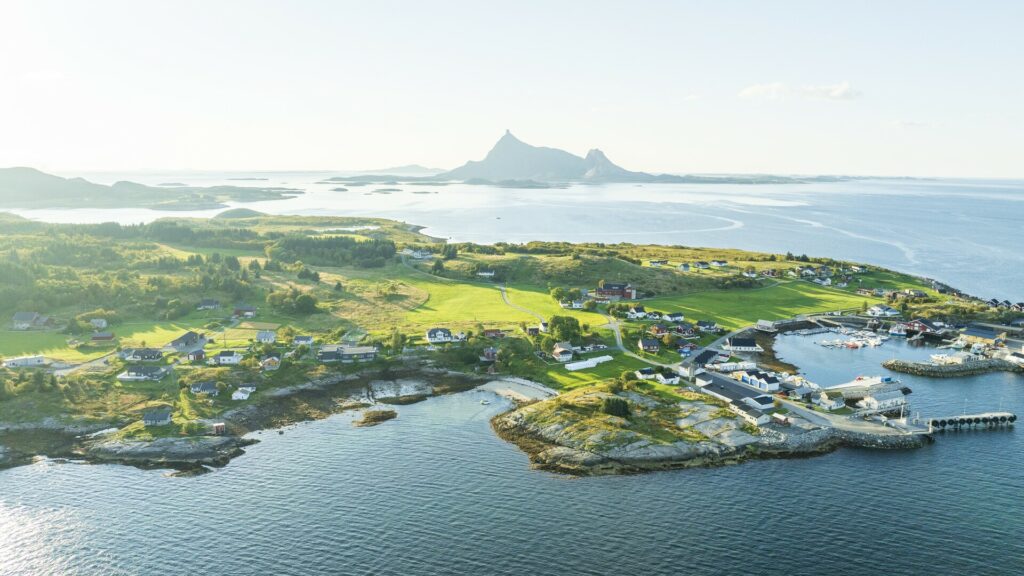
[1,0,1022,177]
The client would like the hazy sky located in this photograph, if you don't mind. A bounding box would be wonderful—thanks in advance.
[2,1,1021,177]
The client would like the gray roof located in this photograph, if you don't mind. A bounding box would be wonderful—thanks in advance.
[12,312,38,322]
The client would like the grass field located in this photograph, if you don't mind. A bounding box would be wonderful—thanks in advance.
[643,280,881,331]
[543,353,650,390]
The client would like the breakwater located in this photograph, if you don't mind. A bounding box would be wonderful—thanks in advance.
[882,358,1023,378]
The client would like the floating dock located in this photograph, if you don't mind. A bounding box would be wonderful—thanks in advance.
[925,412,1016,431]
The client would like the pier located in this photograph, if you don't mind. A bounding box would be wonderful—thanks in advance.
[924,412,1016,431]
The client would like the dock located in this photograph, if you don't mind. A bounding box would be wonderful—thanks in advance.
[923,412,1016,431]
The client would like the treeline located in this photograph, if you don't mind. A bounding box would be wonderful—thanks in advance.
[267,236,396,268]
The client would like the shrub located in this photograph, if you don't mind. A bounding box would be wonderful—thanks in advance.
[601,397,630,417]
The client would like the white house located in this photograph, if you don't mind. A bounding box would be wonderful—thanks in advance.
[2,355,46,368]
[814,392,845,411]
[425,327,453,344]
[856,390,907,412]
[655,370,681,385]
[210,350,244,365]
[89,318,108,330]
[256,330,276,344]
[626,306,648,320]
[476,270,496,278]
[551,342,574,363]
[867,305,901,318]
[11,312,41,330]
[730,403,770,426]
[232,389,252,401]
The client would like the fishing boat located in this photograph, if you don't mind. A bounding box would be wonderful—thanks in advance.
[888,324,907,337]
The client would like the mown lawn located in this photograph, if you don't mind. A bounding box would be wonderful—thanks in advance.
[643,280,881,331]
[544,354,650,390]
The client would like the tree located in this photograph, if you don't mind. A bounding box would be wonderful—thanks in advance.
[547,315,582,343]
[431,259,445,274]
[583,300,597,311]
[550,287,567,302]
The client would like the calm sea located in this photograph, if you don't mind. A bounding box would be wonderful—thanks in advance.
[1,175,1022,574]
[1,337,1022,575]
[7,174,1023,300]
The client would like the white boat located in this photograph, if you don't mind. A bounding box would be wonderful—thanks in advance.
[480,399,491,405]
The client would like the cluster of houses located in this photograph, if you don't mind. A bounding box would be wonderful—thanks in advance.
[675,259,728,272]
[983,298,1023,311]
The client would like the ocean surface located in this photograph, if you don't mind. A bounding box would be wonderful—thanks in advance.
[1,337,1022,575]
[1,175,1023,574]
[5,173,1023,300]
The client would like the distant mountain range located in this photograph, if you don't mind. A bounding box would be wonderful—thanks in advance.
[0,167,301,210]
[437,131,806,184]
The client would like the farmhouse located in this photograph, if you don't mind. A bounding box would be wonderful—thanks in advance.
[256,330,276,344]
[187,349,206,362]
[635,367,657,380]
[11,312,42,330]
[233,304,257,318]
[425,327,453,344]
[89,318,108,330]
[595,282,637,300]
[293,335,314,347]
[678,263,690,272]
[693,261,710,269]
[662,312,685,322]
[197,299,221,310]
[551,342,575,363]
[90,331,115,343]
[142,408,172,427]
[260,356,281,371]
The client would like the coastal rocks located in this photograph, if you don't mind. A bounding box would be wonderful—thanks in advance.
[354,409,398,427]
[82,436,256,469]
[882,358,1023,378]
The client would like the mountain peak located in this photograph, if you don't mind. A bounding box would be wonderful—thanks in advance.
[439,131,656,183]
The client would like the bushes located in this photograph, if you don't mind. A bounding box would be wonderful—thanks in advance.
[601,397,630,418]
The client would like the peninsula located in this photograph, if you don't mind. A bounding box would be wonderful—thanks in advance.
[0,212,1018,473]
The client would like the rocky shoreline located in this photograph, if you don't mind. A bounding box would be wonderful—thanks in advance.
[0,365,489,473]
[492,409,926,476]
